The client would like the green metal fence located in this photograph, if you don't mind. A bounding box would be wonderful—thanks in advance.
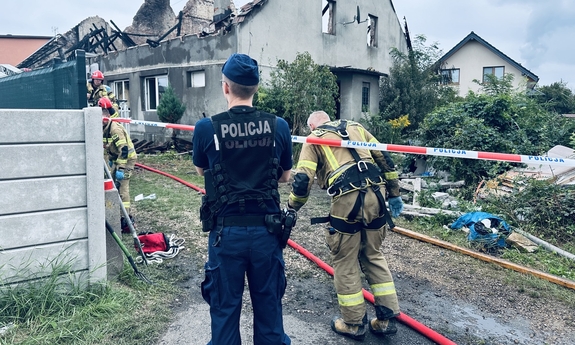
[0,50,87,109]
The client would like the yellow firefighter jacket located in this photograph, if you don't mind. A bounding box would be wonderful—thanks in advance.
[103,121,137,169]
[289,120,400,231]
[88,82,119,115]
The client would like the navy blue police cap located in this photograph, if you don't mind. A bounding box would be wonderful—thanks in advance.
[222,53,259,86]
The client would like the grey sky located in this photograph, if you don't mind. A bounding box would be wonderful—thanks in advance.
[2,0,573,89]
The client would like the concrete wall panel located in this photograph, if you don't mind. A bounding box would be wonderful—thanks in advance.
[0,143,86,179]
[0,208,88,250]
[0,240,89,284]
[0,110,85,143]
[0,177,87,215]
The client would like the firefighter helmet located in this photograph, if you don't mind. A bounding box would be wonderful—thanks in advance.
[98,97,113,109]
[91,70,105,80]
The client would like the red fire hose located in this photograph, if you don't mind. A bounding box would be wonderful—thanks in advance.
[136,163,457,345]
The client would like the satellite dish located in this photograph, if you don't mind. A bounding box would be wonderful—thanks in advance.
[341,5,368,26]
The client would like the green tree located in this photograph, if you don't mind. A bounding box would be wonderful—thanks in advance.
[379,34,460,134]
[533,81,575,114]
[157,85,186,141]
[255,52,339,136]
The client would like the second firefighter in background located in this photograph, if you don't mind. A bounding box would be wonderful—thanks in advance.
[99,97,137,232]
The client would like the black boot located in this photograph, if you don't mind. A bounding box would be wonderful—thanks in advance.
[121,215,135,234]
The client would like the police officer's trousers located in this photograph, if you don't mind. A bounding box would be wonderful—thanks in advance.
[202,225,291,345]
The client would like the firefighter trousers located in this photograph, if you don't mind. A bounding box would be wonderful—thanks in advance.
[325,225,400,324]
[202,225,291,345]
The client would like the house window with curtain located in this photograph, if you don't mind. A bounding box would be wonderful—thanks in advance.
[440,69,460,85]
[145,76,168,110]
[483,66,505,82]
[362,82,370,112]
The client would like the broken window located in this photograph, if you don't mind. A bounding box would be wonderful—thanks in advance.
[145,75,168,110]
[362,82,370,112]
[187,70,205,88]
[322,0,336,35]
[367,15,377,47]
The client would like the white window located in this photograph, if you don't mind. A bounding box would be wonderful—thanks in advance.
[188,70,206,88]
[145,76,168,110]
[440,69,460,85]
[113,80,130,102]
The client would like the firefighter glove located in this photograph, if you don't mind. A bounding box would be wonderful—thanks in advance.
[388,196,404,218]
[115,169,125,181]
[108,160,114,168]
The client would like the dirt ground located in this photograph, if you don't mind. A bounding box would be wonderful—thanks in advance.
[136,168,575,345]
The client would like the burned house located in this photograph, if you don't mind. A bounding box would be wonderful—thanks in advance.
[12,0,408,141]
[90,0,408,140]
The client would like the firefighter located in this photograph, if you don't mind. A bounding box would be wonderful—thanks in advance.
[192,53,293,345]
[288,111,404,341]
[99,97,137,232]
[89,70,119,116]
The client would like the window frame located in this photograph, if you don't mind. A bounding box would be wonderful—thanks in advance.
[440,68,460,85]
[483,66,505,82]
[187,70,206,88]
[144,75,168,110]
[112,79,130,101]
[322,0,336,35]
[361,82,370,112]
[367,15,378,47]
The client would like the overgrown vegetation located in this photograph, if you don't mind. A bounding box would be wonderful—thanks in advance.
[255,51,339,136]
[0,259,179,345]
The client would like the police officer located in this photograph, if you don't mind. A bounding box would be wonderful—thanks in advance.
[192,54,293,345]
[89,70,119,115]
[288,111,404,341]
[100,97,137,231]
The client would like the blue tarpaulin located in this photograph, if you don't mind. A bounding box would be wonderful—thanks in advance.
[450,211,511,247]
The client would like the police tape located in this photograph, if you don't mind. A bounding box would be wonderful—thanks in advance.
[108,118,575,168]
[292,135,575,168]
[108,117,196,131]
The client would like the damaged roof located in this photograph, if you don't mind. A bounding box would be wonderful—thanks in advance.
[233,0,268,24]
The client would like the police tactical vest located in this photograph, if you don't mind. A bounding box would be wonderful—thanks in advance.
[206,109,281,215]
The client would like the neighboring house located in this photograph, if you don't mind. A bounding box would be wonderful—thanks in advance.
[93,0,408,141]
[437,31,538,97]
[0,34,51,66]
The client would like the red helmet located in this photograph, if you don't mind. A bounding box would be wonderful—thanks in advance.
[98,97,113,109]
[91,70,104,80]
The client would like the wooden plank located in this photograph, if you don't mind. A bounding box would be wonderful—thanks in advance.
[0,240,89,284]
[0,110,85,144]
[0,176,87,215]
[0,208,88,250]
[0,143,87,179]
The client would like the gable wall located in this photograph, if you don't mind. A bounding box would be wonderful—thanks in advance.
[441,41,530,97]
